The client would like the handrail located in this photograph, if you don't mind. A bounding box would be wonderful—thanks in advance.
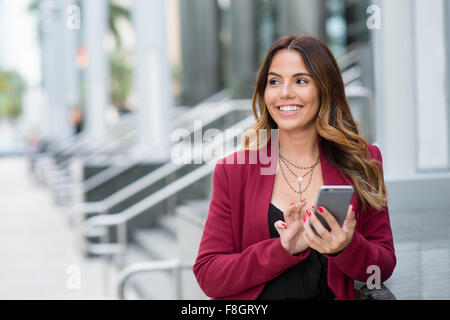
[81,116,255,259]
[71,161,183,216]
[82,160,142,192]
[116,259,195,300]
[342,65,362,86]
[82,163,215,229]
[82,102,242,192]
[71,103,252,217]
[55,91,229,159]
[45,112,136,156]
[45,100,247,207]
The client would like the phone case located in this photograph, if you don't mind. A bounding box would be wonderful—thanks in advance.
[313,186,354,231]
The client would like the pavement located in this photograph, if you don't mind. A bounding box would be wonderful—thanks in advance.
[0,157,112,299]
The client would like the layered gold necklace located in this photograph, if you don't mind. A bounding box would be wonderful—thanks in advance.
[278,153,320,201]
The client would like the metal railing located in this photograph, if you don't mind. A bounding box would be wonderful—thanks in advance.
[117,259,195,300]
[61,99,246,207]
[69,102,251,221]
[81,115,255,265]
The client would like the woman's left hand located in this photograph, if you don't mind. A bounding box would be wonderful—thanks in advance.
[303,204,356,255]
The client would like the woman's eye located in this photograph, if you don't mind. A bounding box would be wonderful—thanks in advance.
[296,78,308,84]
[268,79,280,85]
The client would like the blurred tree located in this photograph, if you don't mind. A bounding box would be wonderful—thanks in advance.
[108,0,133,113]
[110,50,132,113]
[0,71,27,120]
[108,0,130,48]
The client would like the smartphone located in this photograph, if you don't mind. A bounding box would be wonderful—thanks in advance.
[312,185,354,232]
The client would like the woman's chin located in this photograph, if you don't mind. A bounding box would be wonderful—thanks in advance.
[275,120,315,133]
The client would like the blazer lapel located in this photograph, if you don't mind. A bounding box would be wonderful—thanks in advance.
[246,142,277,246]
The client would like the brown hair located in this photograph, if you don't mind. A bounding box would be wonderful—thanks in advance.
[242,34,387,212]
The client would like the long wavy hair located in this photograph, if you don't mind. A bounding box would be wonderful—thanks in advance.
[242,34,387,212]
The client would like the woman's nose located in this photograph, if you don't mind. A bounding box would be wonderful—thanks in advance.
[280,83,295,99]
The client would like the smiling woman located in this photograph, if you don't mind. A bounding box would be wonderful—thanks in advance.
[194,34,396,300]
[244,34,387,212]
[264,50,319,133]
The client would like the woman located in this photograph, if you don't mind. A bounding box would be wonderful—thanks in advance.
[193,34,396,300]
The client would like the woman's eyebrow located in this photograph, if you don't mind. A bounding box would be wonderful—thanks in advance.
[268,71,312,77]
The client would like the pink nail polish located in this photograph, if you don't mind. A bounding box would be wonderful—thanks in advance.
[318,207,324,213]
[281,222,286,228]
[303,215,307,222]
[307,209,312,217]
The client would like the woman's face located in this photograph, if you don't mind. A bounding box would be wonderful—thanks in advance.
[264,49,320,133]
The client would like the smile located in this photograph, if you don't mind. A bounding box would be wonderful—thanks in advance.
[276,105,303,115]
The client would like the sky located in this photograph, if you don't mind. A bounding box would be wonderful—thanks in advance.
[0,0,41,87]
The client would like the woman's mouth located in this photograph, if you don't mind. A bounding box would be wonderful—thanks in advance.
[276,105,304,115]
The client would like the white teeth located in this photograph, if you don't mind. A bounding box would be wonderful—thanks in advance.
[279,105,301,112]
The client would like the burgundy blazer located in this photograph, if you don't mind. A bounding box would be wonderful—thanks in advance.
[193,138,396,300]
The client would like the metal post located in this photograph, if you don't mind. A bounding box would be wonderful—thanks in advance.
[173,262,182,300]
[117,222,127,269]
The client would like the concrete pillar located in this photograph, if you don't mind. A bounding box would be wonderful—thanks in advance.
[446,0,450,171]
[133,0,174,160]
[179,0,221,105]
[0,0,6,70]
[372,0,417,178]
[83,0,109,143]
[276,0,327,41]
[61,0,80,135]
[40,0,72,141]
[413,0,448,171]
[230,0,258,99]
[373,0,449,177]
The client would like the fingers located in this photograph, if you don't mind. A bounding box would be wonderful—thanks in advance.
[303,204,357,255]
[273,220,286,237]
[302,218,321,252]
[342,204,356,233]
[315,205,341,232]
[284,199,307,224]
[305,208,329,240]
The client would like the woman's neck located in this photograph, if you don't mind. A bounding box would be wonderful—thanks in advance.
[278,128,319,165]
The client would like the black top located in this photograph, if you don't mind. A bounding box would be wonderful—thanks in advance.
[257,203,336,300]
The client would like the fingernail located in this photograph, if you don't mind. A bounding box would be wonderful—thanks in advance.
[307,210,312,217]
[312,206,315,209]
[303,215,307,222]
[290,202,295,206]
[300,198,306,203]
[281,222,286,228]
[318,207,324,213]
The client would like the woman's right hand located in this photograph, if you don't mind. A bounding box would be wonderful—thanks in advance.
[274,200,309,255]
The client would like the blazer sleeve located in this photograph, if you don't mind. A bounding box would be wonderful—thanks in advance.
[325,145,396,282]
[193,160,310,298]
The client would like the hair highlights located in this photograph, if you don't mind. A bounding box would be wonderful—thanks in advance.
[242,34,387,212]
